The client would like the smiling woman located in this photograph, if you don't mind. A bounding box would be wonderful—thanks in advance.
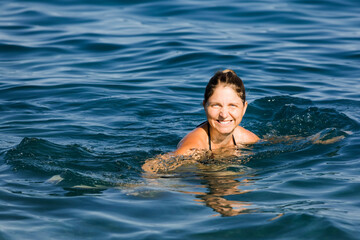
[175,69,259,155]
[142,69,259,173]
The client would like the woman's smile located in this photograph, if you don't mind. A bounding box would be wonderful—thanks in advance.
[217,119,233,125]
[213,119,236,134]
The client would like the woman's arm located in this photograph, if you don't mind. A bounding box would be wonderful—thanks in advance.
[142,127,207,173]
[174,127,208,155]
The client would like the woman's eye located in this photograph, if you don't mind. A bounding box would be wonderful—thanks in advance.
[230,104,237,107]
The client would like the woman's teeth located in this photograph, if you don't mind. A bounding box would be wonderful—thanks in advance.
[218,120,232,125]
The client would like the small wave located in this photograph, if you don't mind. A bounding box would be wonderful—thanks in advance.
[250,95,359,137]
[3,137,141,191]
[5,137,94,173]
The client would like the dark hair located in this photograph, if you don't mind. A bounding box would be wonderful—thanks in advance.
[204,69,246,104]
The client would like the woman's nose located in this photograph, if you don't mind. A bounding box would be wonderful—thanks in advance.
[219,108,229,118]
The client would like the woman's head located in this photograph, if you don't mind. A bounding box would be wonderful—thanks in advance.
[204,69,246,105]
[203,70,248,135]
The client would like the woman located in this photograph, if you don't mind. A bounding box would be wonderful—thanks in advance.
[142,69,259,173]
[174,69,259,155]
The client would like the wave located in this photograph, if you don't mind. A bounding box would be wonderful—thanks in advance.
[3,137,144,193]
[249,95,359,137]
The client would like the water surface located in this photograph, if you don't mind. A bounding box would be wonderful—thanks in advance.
[1,0,360,239]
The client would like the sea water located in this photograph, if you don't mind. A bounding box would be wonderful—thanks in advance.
[1,0,359,239]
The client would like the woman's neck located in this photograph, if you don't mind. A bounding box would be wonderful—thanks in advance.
[209,125,234,148]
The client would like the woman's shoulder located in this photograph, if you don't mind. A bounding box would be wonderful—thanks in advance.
[234,126,260,144]
[174,124,208,155]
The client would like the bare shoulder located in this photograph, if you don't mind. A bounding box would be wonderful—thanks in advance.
[234,126,260,144]
[174,126,208,155]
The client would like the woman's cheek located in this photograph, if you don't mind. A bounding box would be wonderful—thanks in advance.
[208,109,219,117]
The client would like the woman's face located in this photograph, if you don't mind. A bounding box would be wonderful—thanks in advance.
[204,84,247,136]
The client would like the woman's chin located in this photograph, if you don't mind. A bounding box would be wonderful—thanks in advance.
[214,125,236,135]
[218,129,233,135]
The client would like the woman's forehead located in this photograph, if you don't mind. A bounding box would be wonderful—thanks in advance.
[211,85,238,96]
[208,85,243,102]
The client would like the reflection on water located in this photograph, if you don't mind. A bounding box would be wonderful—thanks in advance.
[191,165,256,217]
[143,163,258,217]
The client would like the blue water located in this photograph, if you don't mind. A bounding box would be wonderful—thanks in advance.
[1,0,360,239]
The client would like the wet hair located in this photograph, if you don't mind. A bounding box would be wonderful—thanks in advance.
[204,69,246,104]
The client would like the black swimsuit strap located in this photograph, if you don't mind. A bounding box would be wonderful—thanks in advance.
[207,123,212,150]
[232,134,237,146]
[207,122,237,151]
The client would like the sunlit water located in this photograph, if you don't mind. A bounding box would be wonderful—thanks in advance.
[1,0,360,239]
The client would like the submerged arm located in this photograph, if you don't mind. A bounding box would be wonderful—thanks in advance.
[142,152,201,174]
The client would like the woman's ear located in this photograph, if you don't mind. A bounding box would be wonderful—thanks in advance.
[242,101,248,116]
[202,100,206,108]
